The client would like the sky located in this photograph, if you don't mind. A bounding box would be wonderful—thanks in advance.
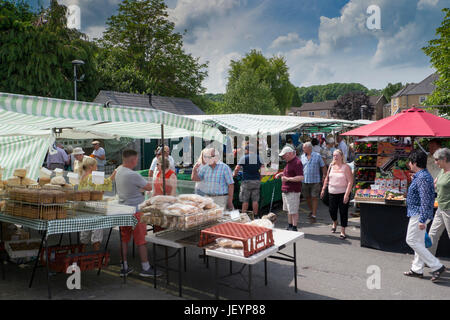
[34,0,447,94]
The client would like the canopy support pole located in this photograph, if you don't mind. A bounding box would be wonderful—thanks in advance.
[161,124,166,195]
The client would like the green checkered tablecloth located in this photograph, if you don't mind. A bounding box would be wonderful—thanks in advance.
[0,212,138,236]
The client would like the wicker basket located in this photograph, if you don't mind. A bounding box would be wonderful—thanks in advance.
[56,207,67,219]
[80,190,90,201]
[90,191,103,201]
[40,206,57,220]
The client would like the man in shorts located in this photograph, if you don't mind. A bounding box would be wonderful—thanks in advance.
[115,149,161,277]
[275,146,304,231]
[233,144,264,218]
[301,142,326,220]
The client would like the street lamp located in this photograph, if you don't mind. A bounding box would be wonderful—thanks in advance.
[360,104,368,120]
[72,60,85,101]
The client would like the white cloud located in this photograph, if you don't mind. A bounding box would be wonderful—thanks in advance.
[417,0,440,10]
[84,25,106,40]
[168,0,242,33]
[269,33,304,49]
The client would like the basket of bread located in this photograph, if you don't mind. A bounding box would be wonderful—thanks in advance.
[140,194,223,231]
[385,191,406,205]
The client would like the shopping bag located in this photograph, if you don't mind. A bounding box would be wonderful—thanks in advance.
[425,232,432,248]
[321,187,330,206]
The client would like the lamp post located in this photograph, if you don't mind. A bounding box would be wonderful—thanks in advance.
[72,60,85,101]
[360,104,368,120]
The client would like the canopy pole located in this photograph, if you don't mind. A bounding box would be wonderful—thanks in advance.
[161,124,166,195]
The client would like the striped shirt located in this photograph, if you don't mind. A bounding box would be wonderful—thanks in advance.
[406,169,435,223]
[198,162,234,196]
[301,152,325,183]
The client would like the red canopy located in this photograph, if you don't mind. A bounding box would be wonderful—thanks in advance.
[342,108,450,137]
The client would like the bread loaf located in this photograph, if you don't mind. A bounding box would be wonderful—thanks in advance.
[7,177,22,186]
[39,177,51,186]
[21,177,38,186]
[50,176,66,186]
[13,168,27,178]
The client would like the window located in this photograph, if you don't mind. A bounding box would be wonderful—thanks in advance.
[393,99,398,107]
[308,111,315,116]
[419,96,426,104]
[320,111,327,117]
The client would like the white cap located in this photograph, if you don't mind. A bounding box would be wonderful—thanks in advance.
[279,146,295,156]
[72,147,85,155]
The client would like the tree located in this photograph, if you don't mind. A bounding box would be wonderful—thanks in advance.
[96,0,207,98]
[382,82,403,102]
[0,0,100,101]
[224,69,278,115]
[331,92,374,121]
[227,50,295,114]
[291,84,302,107]
[297,83,371,104]
[423,8,450,116]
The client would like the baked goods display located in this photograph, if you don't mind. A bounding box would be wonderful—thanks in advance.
[90,190,104,201]
[140,194,223,230]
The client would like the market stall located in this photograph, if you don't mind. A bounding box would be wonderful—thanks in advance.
[343,108,450,257]
[0,92,226,298]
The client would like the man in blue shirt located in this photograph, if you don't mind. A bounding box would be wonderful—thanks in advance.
[233,144,264,218]
[404,150,445,282]
[301,142,326,220]
[47,143,69,170]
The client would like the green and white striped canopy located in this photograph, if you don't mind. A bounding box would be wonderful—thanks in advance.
[0,135,55,180]
[0,92,221,139]
[188,114,369,135]
[0,92,223,180]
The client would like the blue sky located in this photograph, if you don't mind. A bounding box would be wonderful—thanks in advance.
[34,0,447,94]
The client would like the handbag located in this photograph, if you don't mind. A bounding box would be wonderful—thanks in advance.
[425,232,432,248]
[321,164,333,207]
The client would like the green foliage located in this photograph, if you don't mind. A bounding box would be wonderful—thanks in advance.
[96,0,207,98]
[0,0,100,101]
[297,83,371,103]
[330,92,374,121]
[423,8,450,116]
[382,82,403,102]
[226,50,295,115]
[203,93,225,103]
[224,69,278,115]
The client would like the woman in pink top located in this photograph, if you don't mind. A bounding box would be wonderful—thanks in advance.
[321,150,354,239]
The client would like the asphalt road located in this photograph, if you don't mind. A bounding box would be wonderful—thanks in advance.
[0,200,448,300]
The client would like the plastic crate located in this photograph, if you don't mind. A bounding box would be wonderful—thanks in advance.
[40,244,110,272]
[5,239,41,259]
[198,222,274,257]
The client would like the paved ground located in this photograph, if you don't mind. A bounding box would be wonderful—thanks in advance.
[0,200,449,300]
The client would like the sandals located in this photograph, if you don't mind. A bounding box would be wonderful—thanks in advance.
[331,227,336,233]
[339,234,347,240]
[431,265,446,283]
[403,270,423,278]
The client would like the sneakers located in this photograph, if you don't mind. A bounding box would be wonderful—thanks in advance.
[120,266,134,277]
[431,265,446,283]
[139,266,163,278]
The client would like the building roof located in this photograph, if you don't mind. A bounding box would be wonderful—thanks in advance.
[391,73,438,98]
[93,91,205,115]
[298,100,336,112]
[369,95,387,105]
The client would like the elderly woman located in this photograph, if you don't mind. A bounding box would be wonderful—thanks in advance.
[428,148,450,257]
[403,150,445,282]
[321,149,353,239]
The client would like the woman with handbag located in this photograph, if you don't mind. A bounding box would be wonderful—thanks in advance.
[321,150,353,239]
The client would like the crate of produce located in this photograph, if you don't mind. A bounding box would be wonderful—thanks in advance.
[198,222,274,257]
[40,244,110,272]
[5,239,42,259]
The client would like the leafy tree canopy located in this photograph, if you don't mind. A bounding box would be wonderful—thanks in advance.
[0,0,100,101]
[330,92,374,121]
[227,49,295,115]
[96,0,208,99]
[423,8,450,116]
